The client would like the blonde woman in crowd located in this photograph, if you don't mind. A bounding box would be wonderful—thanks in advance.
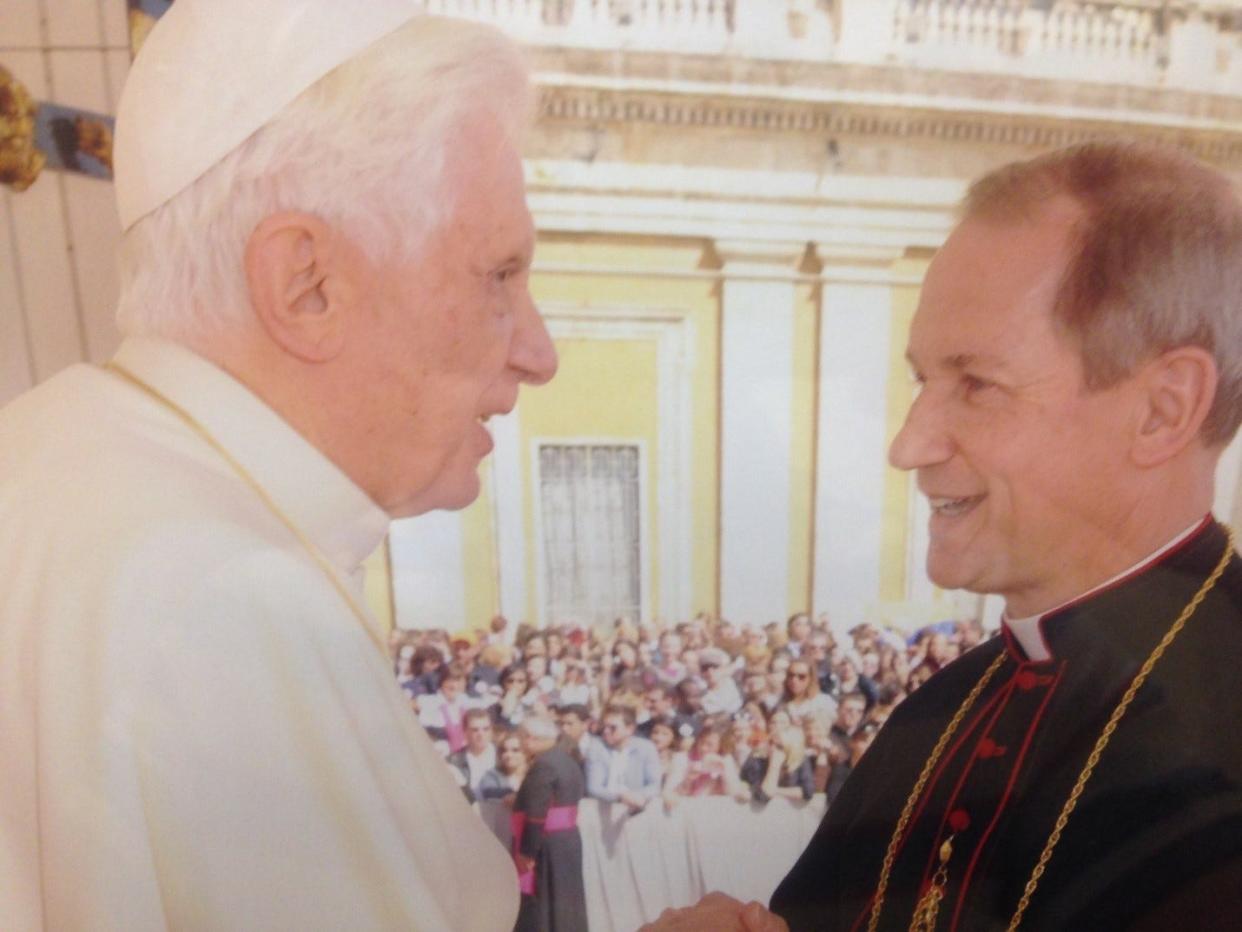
[778,658,837,725]
[742,724,816,803]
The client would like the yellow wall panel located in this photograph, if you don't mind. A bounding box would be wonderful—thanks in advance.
[461,458,501,631]
[518,332,660,624]
[691,293,720,618]
[528,236,722,622]
[787,281,818,615]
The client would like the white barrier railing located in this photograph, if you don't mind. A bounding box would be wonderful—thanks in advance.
[479,794,828,931]
[416,0,1242,92]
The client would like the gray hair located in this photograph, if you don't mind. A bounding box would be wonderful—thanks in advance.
[963,140,1242,446]
[116,16,532,341]
[518,716,559,744]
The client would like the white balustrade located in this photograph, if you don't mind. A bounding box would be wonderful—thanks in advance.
[413,0,1242,93]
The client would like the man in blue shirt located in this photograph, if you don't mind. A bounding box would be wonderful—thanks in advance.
[585,704,662,813]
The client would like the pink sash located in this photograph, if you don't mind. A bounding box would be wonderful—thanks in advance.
[511,805,579,895]
[442,702,466,753]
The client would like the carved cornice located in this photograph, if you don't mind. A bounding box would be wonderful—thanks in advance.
[536,84,1242,168]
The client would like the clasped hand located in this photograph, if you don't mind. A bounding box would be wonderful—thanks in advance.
[638,892,789,932]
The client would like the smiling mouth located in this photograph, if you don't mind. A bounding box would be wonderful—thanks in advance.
[478,406,514,425]
[928,495,984,517]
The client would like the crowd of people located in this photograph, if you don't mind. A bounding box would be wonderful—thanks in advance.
[390,611,989,811]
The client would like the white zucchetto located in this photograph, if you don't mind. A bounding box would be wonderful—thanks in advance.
[113,0,422,231]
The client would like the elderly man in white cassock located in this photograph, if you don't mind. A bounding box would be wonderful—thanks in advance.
[0,3,556,930]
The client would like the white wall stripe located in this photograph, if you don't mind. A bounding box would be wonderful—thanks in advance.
[718,243,800,626]
[812,277,892,628]
[388,509,467,631]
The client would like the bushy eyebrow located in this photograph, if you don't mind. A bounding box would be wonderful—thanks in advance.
[906,350,1009,373]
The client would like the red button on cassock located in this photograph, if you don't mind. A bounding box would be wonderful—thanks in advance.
[949,809,970,832]
[978,737,1007,758]
[1016,670,1039,691]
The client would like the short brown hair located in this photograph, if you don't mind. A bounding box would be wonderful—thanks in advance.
[602,704,637,727]
[439,662,468,686]
[964,140,1242,445]
[463,708,492,728]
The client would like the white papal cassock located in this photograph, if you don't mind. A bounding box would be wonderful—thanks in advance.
[0,338,519,931]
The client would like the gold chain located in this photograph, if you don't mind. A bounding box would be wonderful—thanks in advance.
[102,361,387,656]
[1006,526,1234,930]
[866,528,1235,932]
[867,651,1007,932]
[909,835,956,932]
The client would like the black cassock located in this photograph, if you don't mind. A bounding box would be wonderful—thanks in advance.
[772,520,1242,931]
[514,745,588,932]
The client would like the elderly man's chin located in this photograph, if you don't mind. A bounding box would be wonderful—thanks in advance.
[388,468,484,519]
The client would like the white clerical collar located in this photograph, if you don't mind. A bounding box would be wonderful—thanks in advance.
[111,337,389,574]
[1005,517,1208,662]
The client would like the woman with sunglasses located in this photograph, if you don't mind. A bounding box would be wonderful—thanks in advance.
[778,659,836,726]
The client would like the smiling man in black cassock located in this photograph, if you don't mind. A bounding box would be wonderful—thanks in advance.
[644,141,1242,932]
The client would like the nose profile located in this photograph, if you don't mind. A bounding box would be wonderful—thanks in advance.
[888,389,952,471]
[512,291,558,386]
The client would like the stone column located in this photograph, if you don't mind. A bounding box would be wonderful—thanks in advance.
[717,239,804,627]
[389,510,467,630]
[811,252,899,629]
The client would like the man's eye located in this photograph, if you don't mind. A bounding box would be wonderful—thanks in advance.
[493,264,524,285]
[962,374,993,396]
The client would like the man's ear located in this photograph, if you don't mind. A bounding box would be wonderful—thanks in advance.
[244,211,350,362]
[1130,346,1218,467]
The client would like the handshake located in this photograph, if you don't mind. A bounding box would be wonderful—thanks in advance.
[639,893,790,932]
